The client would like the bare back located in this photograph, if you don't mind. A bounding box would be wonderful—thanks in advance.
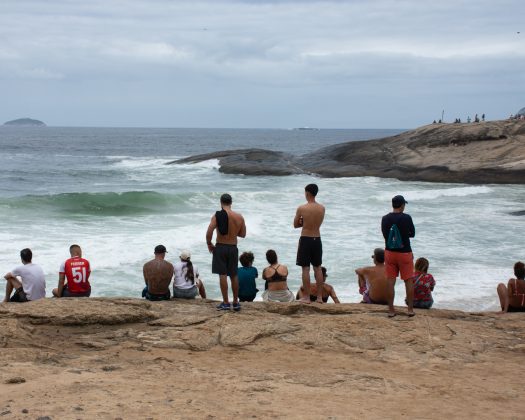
[360,265,389,303]
[216,208,246,245]
[143,259,174,295]
[295,202,325,237]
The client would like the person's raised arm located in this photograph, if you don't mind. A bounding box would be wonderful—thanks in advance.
[206,215,217,253]
[355,267,367,293]
[293,207,302,229]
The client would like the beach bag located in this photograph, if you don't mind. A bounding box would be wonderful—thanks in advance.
[387,224,404,249]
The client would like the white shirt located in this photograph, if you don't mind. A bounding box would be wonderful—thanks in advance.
[173,261,200,290]
[11,263,46,300]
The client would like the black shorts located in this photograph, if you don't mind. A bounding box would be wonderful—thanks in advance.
[507,306,525,312]
[212,243,238,276]
[62,285,91,298]
[10,287,29,303]
[296,236,322,267]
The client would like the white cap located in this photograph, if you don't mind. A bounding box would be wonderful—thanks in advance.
[180,250,191,260]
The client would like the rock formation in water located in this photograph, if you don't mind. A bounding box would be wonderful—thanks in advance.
[3,118,46,126]
[170,120,525,184]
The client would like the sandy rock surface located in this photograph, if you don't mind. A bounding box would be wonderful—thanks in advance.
[1,298,524,419]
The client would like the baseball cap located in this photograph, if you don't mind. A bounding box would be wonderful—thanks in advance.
[154,245,167,254]
[180,249,191,260]
[392,195,407,208]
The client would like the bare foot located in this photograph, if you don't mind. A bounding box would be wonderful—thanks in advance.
[315,299,324,304]
[407,312,416,317]
[388,312,396,318]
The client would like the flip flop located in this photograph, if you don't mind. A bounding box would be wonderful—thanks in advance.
[388,312,397,318]
[408,312,416,317]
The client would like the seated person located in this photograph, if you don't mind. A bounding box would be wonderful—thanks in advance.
[238,251,259,302]
[261,250,295,302]
[3,248,46,303]
[355,248,389,305]
[53,244,91,298]
[410,257,435,309]
[296,267,340,303]
[497,261,525,312]
[173,250,206,299]
[142,245,174,301]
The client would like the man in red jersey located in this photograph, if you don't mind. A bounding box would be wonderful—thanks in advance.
[52,244,91,298]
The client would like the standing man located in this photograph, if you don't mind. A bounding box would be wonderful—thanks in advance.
[294,184,325,303]
[53,244,91,298]
[142,245,174,301]
[3,248,46,303]
[381,195,416,317]
[206,193,246,311]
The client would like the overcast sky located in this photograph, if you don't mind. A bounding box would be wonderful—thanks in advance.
[1,0,523,128]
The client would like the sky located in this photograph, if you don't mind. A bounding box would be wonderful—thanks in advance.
[0,0,524,128]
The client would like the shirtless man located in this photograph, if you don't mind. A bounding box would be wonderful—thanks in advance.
[206,193,246,311]
[293,184,325,303]
[355,248,389,305]
[296,267,340,303]
[142,245,174,301]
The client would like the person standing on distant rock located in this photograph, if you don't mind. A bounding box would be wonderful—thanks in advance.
[142,245,174,301]
[294,183,325,303]
[381,195,416,317]
[53,244,92,298]
[3,248,46,303]
[206,193,246,311]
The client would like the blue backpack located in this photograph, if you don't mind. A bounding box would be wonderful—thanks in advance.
[387,224,404,249]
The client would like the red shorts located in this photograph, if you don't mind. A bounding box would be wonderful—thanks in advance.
[385,251,414,281]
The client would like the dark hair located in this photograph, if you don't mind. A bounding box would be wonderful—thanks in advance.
[184,258,195,284]
[415,257,429,273]
[514,261,525,280]
[69,244,80,252]
[20,248,32,263]
[321,266,327,277]
[305,184,319,197]
[373,248,385,264]
[265,249,278,265]
[239,251,254,268]
[220,193,232,205]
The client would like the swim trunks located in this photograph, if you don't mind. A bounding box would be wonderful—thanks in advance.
[142,286,171,301]
[296,236,322,267]
[361,289,377,304]
[262,289,295,302]
[62,285,91,298]
[384,250,414,280]
[212,243,238,276]
[10,287,29,303]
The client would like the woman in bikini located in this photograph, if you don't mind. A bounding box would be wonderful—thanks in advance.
[261,249,295,302]
[497,261,525,312]
[296,267,340,303]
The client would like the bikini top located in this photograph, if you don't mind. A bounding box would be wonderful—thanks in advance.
[264,265,287,283]
[513,278,525,307]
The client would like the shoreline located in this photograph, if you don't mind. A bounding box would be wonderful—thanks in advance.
[1,298,524,418]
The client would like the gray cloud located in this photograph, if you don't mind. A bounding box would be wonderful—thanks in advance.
[0,0,523,127]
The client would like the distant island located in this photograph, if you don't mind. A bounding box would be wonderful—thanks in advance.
[3,118,46,127]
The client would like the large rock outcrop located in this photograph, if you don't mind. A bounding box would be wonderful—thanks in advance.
[171,120,525,184]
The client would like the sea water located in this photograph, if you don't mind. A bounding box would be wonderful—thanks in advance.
[1,126,524,311]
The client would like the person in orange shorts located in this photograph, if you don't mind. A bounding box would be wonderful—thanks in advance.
[381,195,416,317]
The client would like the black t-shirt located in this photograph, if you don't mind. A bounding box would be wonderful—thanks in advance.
[381,212,415,253]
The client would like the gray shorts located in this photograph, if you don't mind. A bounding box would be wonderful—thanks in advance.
[173,286,198,299]
[212,243,238,277]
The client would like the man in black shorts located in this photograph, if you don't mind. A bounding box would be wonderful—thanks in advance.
[206,193,246,311]
[294,184,326,303]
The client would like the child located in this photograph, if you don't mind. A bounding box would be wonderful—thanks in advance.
[237,251,259,302]
[410,257,436,309]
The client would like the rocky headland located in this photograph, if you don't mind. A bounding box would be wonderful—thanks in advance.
[171,120,525,184]
[1,298,525,418]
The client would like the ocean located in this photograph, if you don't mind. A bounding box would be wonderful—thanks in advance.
[1,126,524,311]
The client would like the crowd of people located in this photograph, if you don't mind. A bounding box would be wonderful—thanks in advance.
[3,185,524,316]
